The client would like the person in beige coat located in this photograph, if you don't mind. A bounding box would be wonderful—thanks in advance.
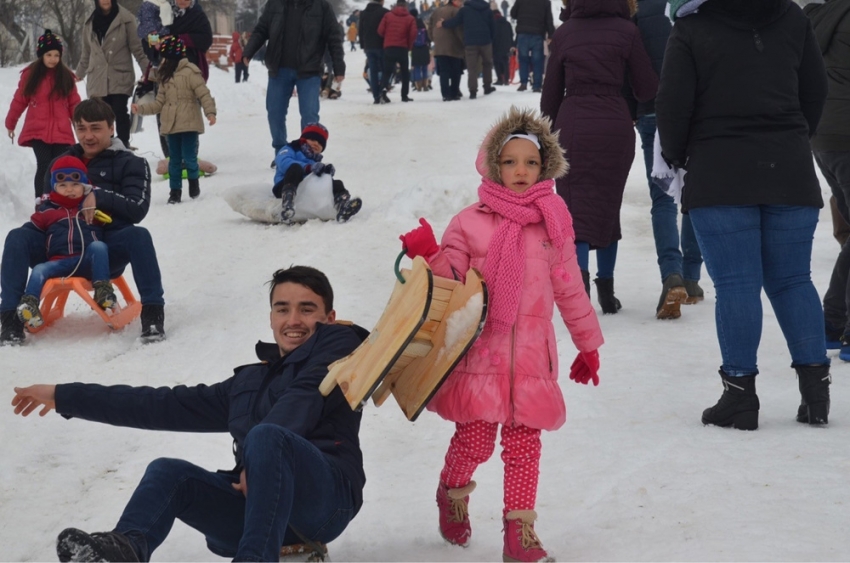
[132,37,215,204]
[77,0,150,149]
[429,0,465,100]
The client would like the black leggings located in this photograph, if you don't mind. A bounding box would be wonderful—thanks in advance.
[100,94,131,148]
[272,164,347,200]
[30,140,71,198]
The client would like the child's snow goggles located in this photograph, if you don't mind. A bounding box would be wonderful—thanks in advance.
[51,169,89,186]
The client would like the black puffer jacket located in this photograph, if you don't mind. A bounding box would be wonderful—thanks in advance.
[805,0,850,151]
[359,1,390,49]
[633,0,670,116]
[510,0,555,37]
[244,0,345,78]
[656,0,827,211]
[169,2,213,81]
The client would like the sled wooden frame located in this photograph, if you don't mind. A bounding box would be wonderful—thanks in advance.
[27,275,142,334]
[319,256,488,421]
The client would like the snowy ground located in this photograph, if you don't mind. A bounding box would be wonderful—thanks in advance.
[1,49,849,562]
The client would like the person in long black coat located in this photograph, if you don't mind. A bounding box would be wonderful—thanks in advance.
[656,0,830,430]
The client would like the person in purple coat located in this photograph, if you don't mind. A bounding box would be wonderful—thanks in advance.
[540,0,657,314]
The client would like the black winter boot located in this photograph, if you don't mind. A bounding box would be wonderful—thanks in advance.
[702,371,759,430]
[581,270,590,297]
[167,190,181,204]
[594,277,621,314]
[0,309,25,346]
[188,178,200,199]
[795,364,831,425]
[334,193,362,222]
[280,188,296,224]
[57,528,139,562]
[140,304,166,343]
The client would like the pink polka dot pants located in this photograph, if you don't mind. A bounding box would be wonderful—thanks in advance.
[440,420,542,514]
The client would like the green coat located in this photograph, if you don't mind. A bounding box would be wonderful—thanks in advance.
[138,59,216,135]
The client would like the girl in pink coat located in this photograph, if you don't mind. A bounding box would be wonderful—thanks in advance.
[5,30,81,200]
[400,106,604,562]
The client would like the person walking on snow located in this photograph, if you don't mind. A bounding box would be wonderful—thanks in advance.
[399,106,603,562]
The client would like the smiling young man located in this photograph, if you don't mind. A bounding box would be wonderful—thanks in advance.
[0,98,166,344]
[11,266,368,562]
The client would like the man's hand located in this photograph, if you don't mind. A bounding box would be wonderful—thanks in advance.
[12,385,57,417]
[232,469,248,497]
[80,191,97,224]
[242,57,251,66]
[130,104,139,114]
[207,114,216,126]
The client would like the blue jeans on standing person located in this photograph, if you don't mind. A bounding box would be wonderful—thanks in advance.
[689,205,828,376]
[575,241,618,278]
[516,33,544,90]
[267,68,321,156]
[635,114,703,283]
[365,48,384,102]
[166,132,199,191]
[113,425,356,561]
[23,241,111,297]
[0,224,164,312]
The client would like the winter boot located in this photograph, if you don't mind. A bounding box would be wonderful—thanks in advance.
[167,189,181,204]
[16,294,43,329]
[594,277,621,314]
[581,270,590,297]
[0,309,25,346]
[92,280,117,310]
[795,364,831,425]
[140,304,166,343]
[436,481,476,547]
[280,188,297,224]
[57,528,139,562]
[701,371,759,430]
[335,193,362,222]
[502,510,554,563]
[683,279,704,304]
[656,273,687,320]
[188,178,200,199]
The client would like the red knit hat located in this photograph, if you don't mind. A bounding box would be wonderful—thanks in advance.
[300,123,329,150]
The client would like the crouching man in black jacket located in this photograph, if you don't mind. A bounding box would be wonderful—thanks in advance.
[11,265,368,562]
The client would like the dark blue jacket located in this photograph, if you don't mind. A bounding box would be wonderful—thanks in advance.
[54,323,369,513]
[634,0,671,116]
[443,0,494,46]
[31,193,104,260]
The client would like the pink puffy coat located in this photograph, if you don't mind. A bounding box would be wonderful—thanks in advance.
[423,108,603,431]
[5,67,80,147]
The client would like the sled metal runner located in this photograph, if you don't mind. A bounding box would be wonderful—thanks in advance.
[319,256,488,421]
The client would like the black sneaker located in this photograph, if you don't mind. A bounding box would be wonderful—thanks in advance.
[92,280,117,310]
[0,309,25,346]
[335,194,362,222]
[167,190,181,204]
[140,304,165,343]
[483,86,496,95]
[57,528,139,562]
[188,178,200,199]
[532,87,542,93]
[280,189,296,224]
[402,96,414,102]
[469,91,477,99]
[517,84,528,92]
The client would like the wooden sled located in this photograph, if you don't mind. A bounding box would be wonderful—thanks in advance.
[319,254,488,421]
[279,541,328,562]
[27,275,142,334]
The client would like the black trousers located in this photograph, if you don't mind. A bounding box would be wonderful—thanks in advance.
[100,94,131,148]
[30,140,71,198]
[381,46,410,100]
[234,62,249,83]
[816,150,850,336]
[435,55,463,100]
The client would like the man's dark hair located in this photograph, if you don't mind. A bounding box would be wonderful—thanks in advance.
[73,98,115,127]
[268,266,334,313]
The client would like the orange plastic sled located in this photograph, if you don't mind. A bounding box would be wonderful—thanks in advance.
[27,275,142,334]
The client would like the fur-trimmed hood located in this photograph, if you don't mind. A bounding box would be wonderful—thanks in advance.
[475,106,569,183]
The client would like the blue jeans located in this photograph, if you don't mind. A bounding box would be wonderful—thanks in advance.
[516,34,544,90]
[166,132,199,190]
[364,48,384,102]
[689,205,828,376]
[575,241,618,279]
[267,69,321,156]
[0,224,164,311]
[412,65,428,82]
[24,241,111,297]
[635,114,702,282]
[114,425,356,562]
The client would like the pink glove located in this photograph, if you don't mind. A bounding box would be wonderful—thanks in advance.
[569,350,600,386]
[399,218,439,259]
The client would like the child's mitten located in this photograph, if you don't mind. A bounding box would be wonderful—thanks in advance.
[399,218,439,259]
[312,162,335,177]
[569,350,600,386]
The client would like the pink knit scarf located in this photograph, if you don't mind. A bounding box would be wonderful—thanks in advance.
[478,177,573,333]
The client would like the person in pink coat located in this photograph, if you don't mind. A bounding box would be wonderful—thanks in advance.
[5,30,81,200]
[400,106,604,563]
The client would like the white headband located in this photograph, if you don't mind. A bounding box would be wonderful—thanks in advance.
[500,133,540,151]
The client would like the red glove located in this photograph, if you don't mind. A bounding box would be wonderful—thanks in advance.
[399,218,439,259]
[569,350,600,386]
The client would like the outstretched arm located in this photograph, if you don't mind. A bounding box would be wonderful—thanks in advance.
[12,385,57,417]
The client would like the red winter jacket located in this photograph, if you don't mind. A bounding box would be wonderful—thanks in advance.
[229,32,243,63]
[378,6,417,49]
[5,67,80,147]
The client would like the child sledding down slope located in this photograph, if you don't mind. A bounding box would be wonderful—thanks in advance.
[399,106,604,562]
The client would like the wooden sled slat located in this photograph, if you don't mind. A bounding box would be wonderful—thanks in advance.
[319,256,433,409]
[373,269,488,421]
